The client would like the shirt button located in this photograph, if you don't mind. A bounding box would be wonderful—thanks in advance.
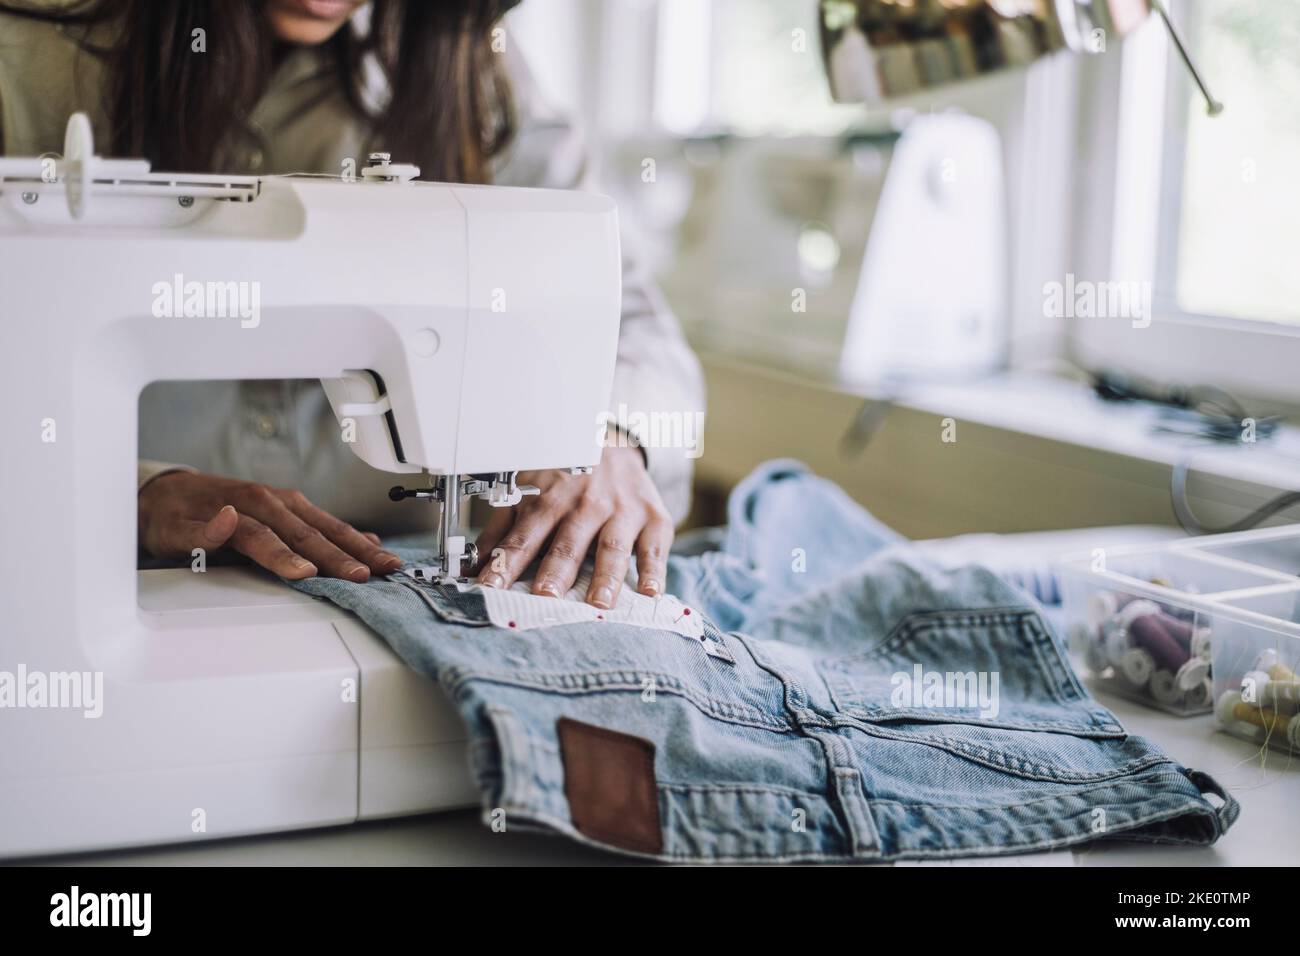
[248,148,265,170]
[253,413,278,439]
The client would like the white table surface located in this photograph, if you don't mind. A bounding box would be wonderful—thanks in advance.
[21,682,1293,868]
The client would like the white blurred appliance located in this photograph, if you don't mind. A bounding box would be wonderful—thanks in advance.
[839,112,1005,385]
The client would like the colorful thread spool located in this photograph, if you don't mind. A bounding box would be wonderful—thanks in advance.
[1127,611,1190,673]
[1216,689,1300,748]
[1156,614,1194,651]
[1252,648,1298,681]
[1104,599,1160,668]
[1241,670,1300,716]
[1263,679,1300,714]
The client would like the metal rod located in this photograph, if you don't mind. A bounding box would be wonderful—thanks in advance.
[1151,0,1223,116]
[439,474,460,577]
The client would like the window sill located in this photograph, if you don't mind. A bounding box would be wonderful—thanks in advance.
[882,370,1300,492]
[696,352,1300,535]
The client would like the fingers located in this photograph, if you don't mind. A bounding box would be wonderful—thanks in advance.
[228,513,318,580]
[585,517,638,609]
[153,503,239,557]
[531,508,607,599]
[471,508,514,579]
[281,491,401,575]
[138,473,398,582]
[203,504,240,549]
[634,513,673,597]
[475,500,565,590]
[261,506,376,582]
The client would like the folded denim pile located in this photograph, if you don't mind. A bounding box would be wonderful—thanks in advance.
[293,460,1238,863]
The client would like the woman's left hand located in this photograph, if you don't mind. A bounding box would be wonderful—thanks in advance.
[473,442,673,608]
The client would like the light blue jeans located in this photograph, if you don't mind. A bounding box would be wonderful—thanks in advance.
[293,460,1237,862]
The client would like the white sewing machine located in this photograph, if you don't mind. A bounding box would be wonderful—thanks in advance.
[0,115,622,857]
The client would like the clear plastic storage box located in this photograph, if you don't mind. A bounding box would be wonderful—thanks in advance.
[1061,525,1300,750]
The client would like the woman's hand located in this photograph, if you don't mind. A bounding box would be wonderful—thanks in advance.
[138,472,402,581]
[473,443,673,608]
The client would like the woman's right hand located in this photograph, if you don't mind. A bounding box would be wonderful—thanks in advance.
[138,472,402,581]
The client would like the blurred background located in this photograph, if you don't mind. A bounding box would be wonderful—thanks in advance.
[507,0,1300,539]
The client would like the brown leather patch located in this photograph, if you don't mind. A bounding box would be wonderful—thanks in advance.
[557,717,663,855]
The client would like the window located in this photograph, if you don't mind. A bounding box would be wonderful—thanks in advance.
[1072,0,1300,402]
[654,0,862,136]
[1164,0,1300,326]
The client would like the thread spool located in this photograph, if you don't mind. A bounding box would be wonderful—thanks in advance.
[1216,689,1245,728]
[1267,662,1299,683]
[1116,598,1163,627]
[1251,674,1300,716]
[1102,599,1160,667]
[1175,655,1210,691]
[1265,683,1300,716]
[1183,680,1211,710]
[1128,613,1190,672]
[1149,669,1183,706]
[1157,613,1194,651]
[1190,627,1212,661]
[1088,590,1146,626]
[1239,669,1271,706]
[1251,648,1298,681]
[1104,626,1132,668]
[1121,648,1155,687]
[1217,688,1300,748]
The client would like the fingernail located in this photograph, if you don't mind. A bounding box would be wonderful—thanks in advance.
[534,579,560,597]
[589,586,613,609]
[346,563,370,582]
[375,551,402,571]
[290,556,317,575]
[641,579,660,596]
[480,572,505,589]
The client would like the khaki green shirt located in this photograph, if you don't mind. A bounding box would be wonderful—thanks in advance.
[0,10,704,530]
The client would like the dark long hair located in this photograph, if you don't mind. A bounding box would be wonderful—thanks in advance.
[1,0,516,182]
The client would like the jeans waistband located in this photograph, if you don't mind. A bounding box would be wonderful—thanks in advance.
[471,702,1235,863]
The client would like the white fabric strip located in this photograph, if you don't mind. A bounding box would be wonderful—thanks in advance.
[401,566,703,638]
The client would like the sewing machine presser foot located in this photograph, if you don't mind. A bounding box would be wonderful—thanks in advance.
[389,472,541,582]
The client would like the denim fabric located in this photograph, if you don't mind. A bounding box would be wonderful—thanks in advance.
[292,459,1238,862]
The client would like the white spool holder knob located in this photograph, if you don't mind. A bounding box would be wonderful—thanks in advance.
[360,153,420,183]
[62,112,96,220]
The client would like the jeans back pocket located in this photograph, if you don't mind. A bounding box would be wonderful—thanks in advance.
[819,608,1123,738]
